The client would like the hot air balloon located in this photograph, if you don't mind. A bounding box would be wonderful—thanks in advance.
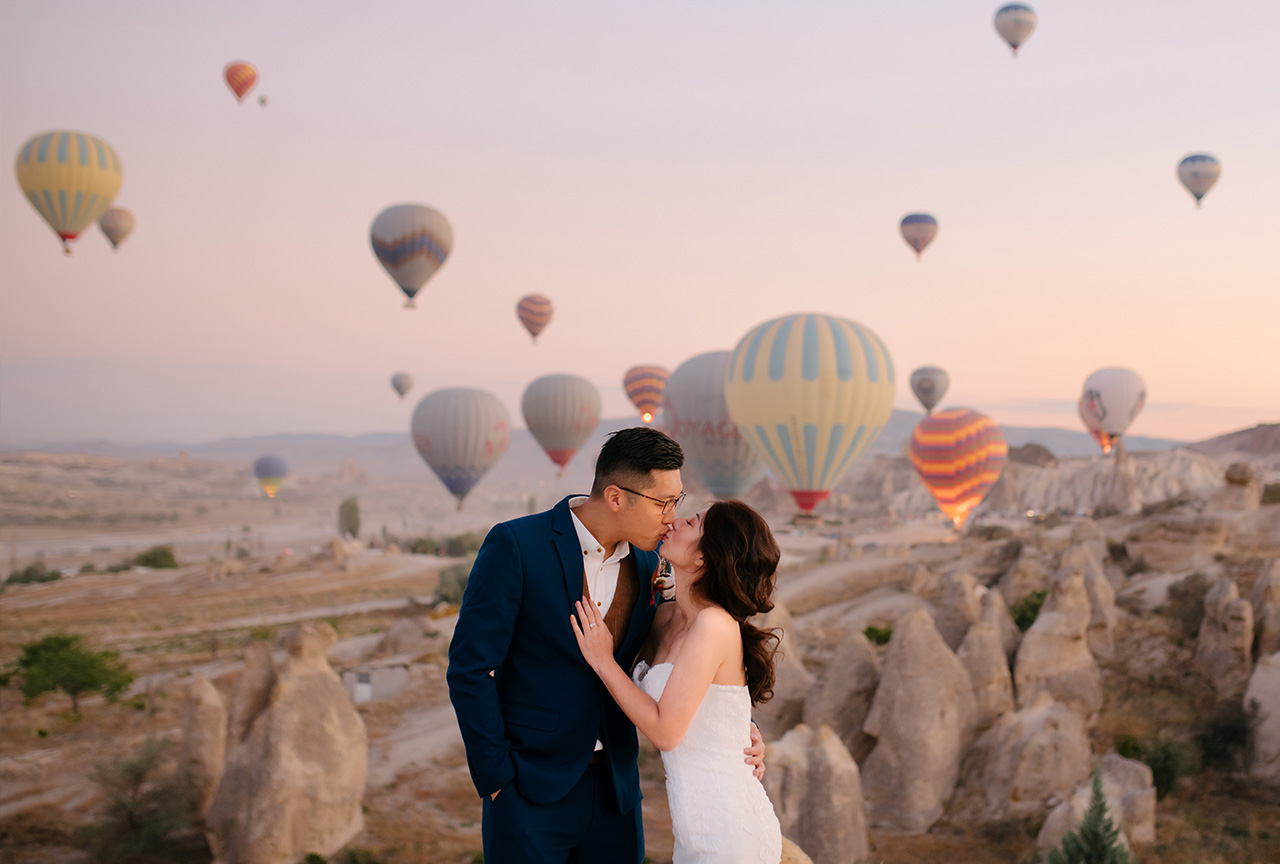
[253,455,288,499]
[370,204,454,308]
[664,352,767,498]
[224,62,258,103]
[1079,368,1146,445]
[14,131,123,254]
[623,366,669,424]
[1177,154,1221,208]
[391,372,414,399]
[994,4,1037,56]
[900,214,938,260]
[910,409,1008,528]
[724,313,896,512]
[98,207,134,251]
[1078,398,1117,455]
[517,294,554,342]
[523,374,602,475]
[411,388,510,509]
[910,366,950,415]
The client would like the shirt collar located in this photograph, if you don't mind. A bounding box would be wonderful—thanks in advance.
[569,496,630,564]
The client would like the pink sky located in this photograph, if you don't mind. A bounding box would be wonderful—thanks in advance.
[2,0,1277,445]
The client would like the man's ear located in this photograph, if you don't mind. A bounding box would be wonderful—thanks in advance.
[603,485,625,512]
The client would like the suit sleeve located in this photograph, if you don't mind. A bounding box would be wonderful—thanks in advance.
[446,522,523,797]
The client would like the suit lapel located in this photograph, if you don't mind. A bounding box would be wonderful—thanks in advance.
[551,496,584,606]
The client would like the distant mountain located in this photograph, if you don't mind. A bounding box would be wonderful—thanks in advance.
[1185,423,1280,457]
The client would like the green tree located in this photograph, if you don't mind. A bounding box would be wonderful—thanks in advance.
[1011,590,1048,632]
[0,632,134,713]
[134,545,177,569]
[339,496,360,539]
[1047,766,1132,864]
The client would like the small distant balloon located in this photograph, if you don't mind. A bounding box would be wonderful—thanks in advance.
[994,4,1037,57]
[523,374,602,475]
[1079,367,1146,441]
[411,389,510,509]
[391,372,414,399]
[910,409,1008,529]
[98,207,134,251]
[253,455,288,499]
[14,130,123,254]
[623,366,669,424]
[258,95,269,108]
[1177,154,1221,208]
[1078,397,1117,455]
[910,366,950,414]
[224,62,258,103]
[900,214,938,260]
[370,204,453,308]
[517,294,554,342]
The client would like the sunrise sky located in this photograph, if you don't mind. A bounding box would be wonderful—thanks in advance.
[2,0,1277,446]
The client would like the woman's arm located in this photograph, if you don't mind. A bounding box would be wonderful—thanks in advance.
[572,600,736,751]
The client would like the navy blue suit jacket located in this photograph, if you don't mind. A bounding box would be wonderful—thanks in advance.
[447,496,659,811]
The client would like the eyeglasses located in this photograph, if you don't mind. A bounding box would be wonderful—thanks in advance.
[618,486,686,515]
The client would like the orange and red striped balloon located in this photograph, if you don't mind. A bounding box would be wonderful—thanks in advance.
[623,366,669,424]
[909,408,1008,528]
[516,294,554,342]
[224,62,258,102]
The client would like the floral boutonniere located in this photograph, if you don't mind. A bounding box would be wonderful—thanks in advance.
[650,557,675,607]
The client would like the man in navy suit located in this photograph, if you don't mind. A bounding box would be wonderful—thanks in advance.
[447,427,763,863]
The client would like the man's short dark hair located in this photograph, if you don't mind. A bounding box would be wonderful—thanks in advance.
[591,427,684,496]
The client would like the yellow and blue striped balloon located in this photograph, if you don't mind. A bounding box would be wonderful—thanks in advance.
[724,313,896,512]
[15,131,123,255]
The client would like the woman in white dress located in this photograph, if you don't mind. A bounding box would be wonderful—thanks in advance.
[571,500,783,864]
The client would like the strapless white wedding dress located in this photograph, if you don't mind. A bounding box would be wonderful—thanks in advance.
[634,661,782,864]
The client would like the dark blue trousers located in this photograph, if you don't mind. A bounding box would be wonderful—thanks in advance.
[481,762,644,864]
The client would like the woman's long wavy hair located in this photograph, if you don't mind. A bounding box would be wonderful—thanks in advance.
[693,500,781,705]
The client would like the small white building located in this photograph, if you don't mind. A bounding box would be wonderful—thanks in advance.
[341,656,410,704]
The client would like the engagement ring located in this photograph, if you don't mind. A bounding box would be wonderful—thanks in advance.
[589,622,597,627]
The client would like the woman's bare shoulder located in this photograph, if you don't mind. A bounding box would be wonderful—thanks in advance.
[692,604,738,637]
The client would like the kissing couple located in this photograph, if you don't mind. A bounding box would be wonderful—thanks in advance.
[448,427,784,863]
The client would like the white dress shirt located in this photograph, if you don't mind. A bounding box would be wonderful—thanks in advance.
[569,496,630,618]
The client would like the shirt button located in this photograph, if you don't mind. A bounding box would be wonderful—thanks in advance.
[597,601,602,606]
[596,547,602,553]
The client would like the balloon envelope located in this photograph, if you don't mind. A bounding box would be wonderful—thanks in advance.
[724,313,896,512]
[253,455,288,498]
[1079,367,1146,438]
[664,351,767,498]
[15,131,123,254]
[391,372,414,399]
[900,213,938,258]
[994,3,1037,55]
[910,409,1008,528]
[98,207,134,250]
[1177,154,1221,207]
[411,388,510,508]
[517,294,554,341]
[910,366,950,414]
[370,204,454,308]
[522,374,602,473]
[623,366,669,424]
[224,62,257,101]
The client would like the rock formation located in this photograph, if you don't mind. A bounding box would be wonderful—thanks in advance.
[981,589,1022,663]
[752,602,816,741]
[1037,754,1157,855]
[780,837,816,864]
[205,622,368,864]
[803,629,880,761]
[227,641,276,744]
[1124,514,1230,572]
[929,571,982,651]
[1194,578,1254,700]
[180,678,227,817]
[1013,566,1102,722]
[1245,652,1280,785]
[957,620,1015,732]
[999,548,1052,609]
[1206,462,1261,513]
[765,724,868,864]
[860,608,976,834]
[961,693,1092,822]
[1058,543,1117,659]
[1251,561,1280,659]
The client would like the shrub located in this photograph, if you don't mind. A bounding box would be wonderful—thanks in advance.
[249,626,276,642]
[1262,483,1280,506]
[339,497,360,539]
[344,851,384,864]
[1197,701,1254,772]
[134,545,177,569]
[410,537,438,555]
[863,625,892,646]
[74,736,205,863]
[1011,590,1048,632]
[0,632,133,713]
[303,855,327,864]
[1047,766,1132,863]
[443,531,486,558]
[1115,735,1197,799]
[437,556,477,605]
[1164,572,1211,639]
[80,562,96,573]
[5,562,61,585]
